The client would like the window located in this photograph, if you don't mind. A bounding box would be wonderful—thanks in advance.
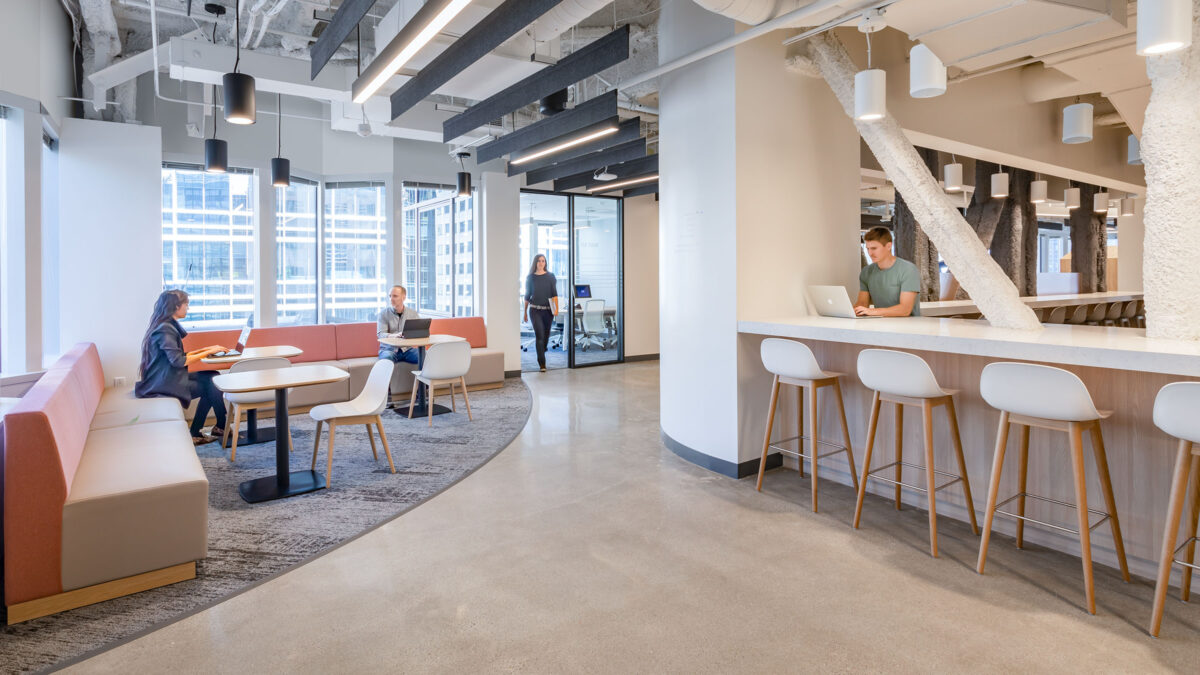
[324,181,387,323]
[402,184,476,316]
[276,177,319,325]
[161,164,256,329]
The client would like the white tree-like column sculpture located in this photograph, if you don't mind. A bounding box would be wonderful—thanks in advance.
[797,33,1041,331]
[1141,1,1200,340]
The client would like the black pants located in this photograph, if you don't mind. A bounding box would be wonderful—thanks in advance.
[530,308,554,368]
[189,370,227,436]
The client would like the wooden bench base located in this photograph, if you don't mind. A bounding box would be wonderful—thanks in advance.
[6,561,196,625]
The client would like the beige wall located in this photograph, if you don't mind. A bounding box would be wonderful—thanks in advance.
[623,194,660,357]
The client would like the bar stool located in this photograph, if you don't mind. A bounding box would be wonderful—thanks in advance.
[1085,303,1107,325]
[1149,382,1200,637]
[1046,306,1067,324]
[756,338,859,512]
[1136,299,1146,328]
[1067,305,1089,325]
[1103,302,1123,326]
[852,349,979,557]
[976,362,1130,615]
[1119,301,1138,328]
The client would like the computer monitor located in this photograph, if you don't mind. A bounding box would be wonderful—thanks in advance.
[575,284,592,299]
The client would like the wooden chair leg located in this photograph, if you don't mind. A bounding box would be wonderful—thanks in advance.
[1182,454,1200,601]
[808,383,820,513]
[797,384,805,480]
[854,391,881,529]
[977,412,1010,575]
[428,382,434,427]
[1069,422,1097,615]
[1090,422,1131,582]
[449,381,457,412]
[311,421,323,470]
[375,417,396,474]
[408,379,418,419]
[1015,424,1030,548]
[221,401,233,448]
[756,375,781,492]
[1151,440,1193,637]
[833,379,858,491]
[288,426,295,453]
[894,402,904,510]
[229,405,243,461]
[922,400,939,558]
[366,423,378,461]
[946,397,979,535]
[460,377,473,421]
[326,423,337,487]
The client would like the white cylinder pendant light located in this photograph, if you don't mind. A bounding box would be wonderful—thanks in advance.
[855,69,887,121]
[1063,102,1093,143]
[1031,180,1048,203]
[1064,187,1081,210]
[1094,191,1110,214]
[909,44,946,98]
[944,162,963,192]
[991,171,1009,199]
[1137,0,1193,55]
[1128,134,1143,165]
[1120,196,1137,217]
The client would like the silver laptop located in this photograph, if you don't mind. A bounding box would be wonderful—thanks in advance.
[808,285,880,319]
[212,325,252,357]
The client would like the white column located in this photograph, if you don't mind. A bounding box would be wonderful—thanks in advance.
[481,171,521,373]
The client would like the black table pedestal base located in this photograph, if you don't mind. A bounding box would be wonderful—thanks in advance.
[234,426,277,446]
[239,470,325,503]
[393,403,453,418]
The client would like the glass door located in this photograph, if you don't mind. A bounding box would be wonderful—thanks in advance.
[569,196,622,367]
[518,192,570,371]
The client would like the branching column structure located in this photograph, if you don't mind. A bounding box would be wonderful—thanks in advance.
[1069,184,1107,293]
[892,147,940,301]
[802,33,1041,330]
[1141,0,1200,339]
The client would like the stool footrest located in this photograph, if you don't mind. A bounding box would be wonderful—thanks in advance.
[863,461,962,493]
[992,492,1111,535]
[768,435,850,462]
[1171,536,1200,571]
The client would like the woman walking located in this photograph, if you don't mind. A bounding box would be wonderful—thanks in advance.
[135,289,230,444]
[523,254,559,372]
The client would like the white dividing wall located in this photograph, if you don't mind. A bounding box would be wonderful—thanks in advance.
[623,194,659,357]
[1118,200,1144,292]
[481,171,522,372]
[0,0,73,125]
[57,119,163,383]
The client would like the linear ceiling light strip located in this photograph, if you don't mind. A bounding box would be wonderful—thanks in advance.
[475,90,618,163]
[523,137,646,185]
[586,173,658,193]
[352,0,473,104]
[553,153,658,191]
[510,121,620,165]
[507,117,641,176]
[442,25,630,141]
[310,0,377,79]
[390,0,567,121]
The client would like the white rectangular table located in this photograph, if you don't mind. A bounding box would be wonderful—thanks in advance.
[202,345,303,447]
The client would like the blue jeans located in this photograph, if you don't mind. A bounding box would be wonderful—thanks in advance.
[379,345,419,364]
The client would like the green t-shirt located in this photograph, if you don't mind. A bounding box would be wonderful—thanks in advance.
[859,258,921,316]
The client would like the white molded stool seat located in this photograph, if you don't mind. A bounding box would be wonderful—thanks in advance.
[310,360,396,485]
[1149,382,1200,636]
[857,349,948,400]
[409,340,474,427]
[976,361,1129,615]
[761,338,834,381]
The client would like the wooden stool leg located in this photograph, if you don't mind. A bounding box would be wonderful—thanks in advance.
[755,375,781,492]
[229,405,243,461]
[1090,422,1131,582]
[428,382,434,427]
[946,397,979,535]
[366,423,378,460]
[221,401,234,448]
[854,391,881,529]
[461,377,473,421]
[449,381,457,412]
[1015,424,1030,548]
[922,400,939,558]
[1069,421,1097,615]
[375,416,396,474]
[1150,440,1193,637]
[407,379,418,419]
[311,421,323,470]
[977,412,1010,575]
[833,379,858,491]
[797,385,805,479]
[809,382,820,513]
[1182,454,1200,601]
[894,402,904,510]
[326,423,337,487]
[288,427,294,453]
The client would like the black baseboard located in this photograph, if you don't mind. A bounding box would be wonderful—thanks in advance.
[504,369,523,378]
[625,353,659,363]
[660,428,781,479]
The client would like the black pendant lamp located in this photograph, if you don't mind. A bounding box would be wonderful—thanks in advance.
[271,93,290,187]
[205,84,228,173]
[456,152,471,197]
[223,0,256,124]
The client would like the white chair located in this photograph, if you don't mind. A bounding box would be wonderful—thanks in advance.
[853,349,978,557]
[221,356,294,461]
[310,359,396,486]
[755,339,858,512]
[976,362,1130,615]
[1150,382,1200,636]
[576,299,611,351]
[409,340,473,427]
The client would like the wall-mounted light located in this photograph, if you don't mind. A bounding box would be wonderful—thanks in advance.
[1031,178,1048,204]
[1137,0,1192,55]
[991,170,1009,199]
[509,126,618,166]
[223,0,256,124]
[205,84,228,173]
[909,43,946,98]
[352,0,474,103]
[1094,191,1110,214]
[1128,134,1143,165]
[586,174,658,193]
[271,93,290,187]
[456,151,472,197]
[1064,186,1081,210]
[943,159,963,192]
[1063,102,1093,143]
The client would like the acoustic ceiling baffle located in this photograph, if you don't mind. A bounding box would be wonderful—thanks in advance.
[584,172,658,194]
[623,183,659,198]
[507,117,621,167]
[475,90,618,164]
[507,117,641,177]
[309,0,376,80]
[442,25,630,142]
[553,153,658,191]
[390,0,567,122]
[523,137,647,185]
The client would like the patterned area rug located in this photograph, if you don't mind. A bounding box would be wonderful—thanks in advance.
[0,380,531,674]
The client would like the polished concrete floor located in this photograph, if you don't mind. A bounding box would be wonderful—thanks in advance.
[70,363,1200,672]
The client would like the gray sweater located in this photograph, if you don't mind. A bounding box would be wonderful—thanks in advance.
[377,304,421,339]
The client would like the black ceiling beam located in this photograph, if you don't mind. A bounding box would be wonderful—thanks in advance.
[391,0,566,121]
[623,183,659,198]
[553,153,658,191]
[524,138,646,185]
[585,171,658,194]
[507,117,641,177]
[475,91,618,164]
[310,0,375,80]
[442,25,630,142]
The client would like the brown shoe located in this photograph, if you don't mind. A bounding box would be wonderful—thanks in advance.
[192,433,215,446]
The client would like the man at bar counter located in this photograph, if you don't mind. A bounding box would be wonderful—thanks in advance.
[854,226,921,317]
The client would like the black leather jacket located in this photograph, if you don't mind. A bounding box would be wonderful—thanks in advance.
[134,319,191,406]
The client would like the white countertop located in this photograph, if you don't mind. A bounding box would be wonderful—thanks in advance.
[739,316,1200,377]
[922,291,1142,317]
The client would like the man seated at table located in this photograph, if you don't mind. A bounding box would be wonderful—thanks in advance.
[855,226,921,317]
[377,285,421,364]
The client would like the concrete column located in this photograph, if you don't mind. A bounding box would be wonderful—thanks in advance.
[481,171,521,374]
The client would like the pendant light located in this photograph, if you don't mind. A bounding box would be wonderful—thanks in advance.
[855,32,886,121]
[271,93,290,187]
[1137,0,1192,55]
[991,168,1009,199]
[223,0,256,125]
[1120,194,1137,217]
[1128,134,1143,165]
[1064,185,1081,210]
[1063,101,1093,144]
[909,43,946,98]
[1030,176,1048,203]
[1094,191,1110,214]
[456,152,472,198]
[943,156,963,192]
[204,84,228,173]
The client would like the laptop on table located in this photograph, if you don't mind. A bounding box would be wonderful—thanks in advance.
[211,325,252,357]
[808,285,881,319]
[400,318,432,339]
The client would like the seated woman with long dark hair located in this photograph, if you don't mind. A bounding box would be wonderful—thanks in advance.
[135,289,230,445]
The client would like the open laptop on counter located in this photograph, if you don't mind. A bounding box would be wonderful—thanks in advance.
[808,285,881,319]
[210,324,252,357]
